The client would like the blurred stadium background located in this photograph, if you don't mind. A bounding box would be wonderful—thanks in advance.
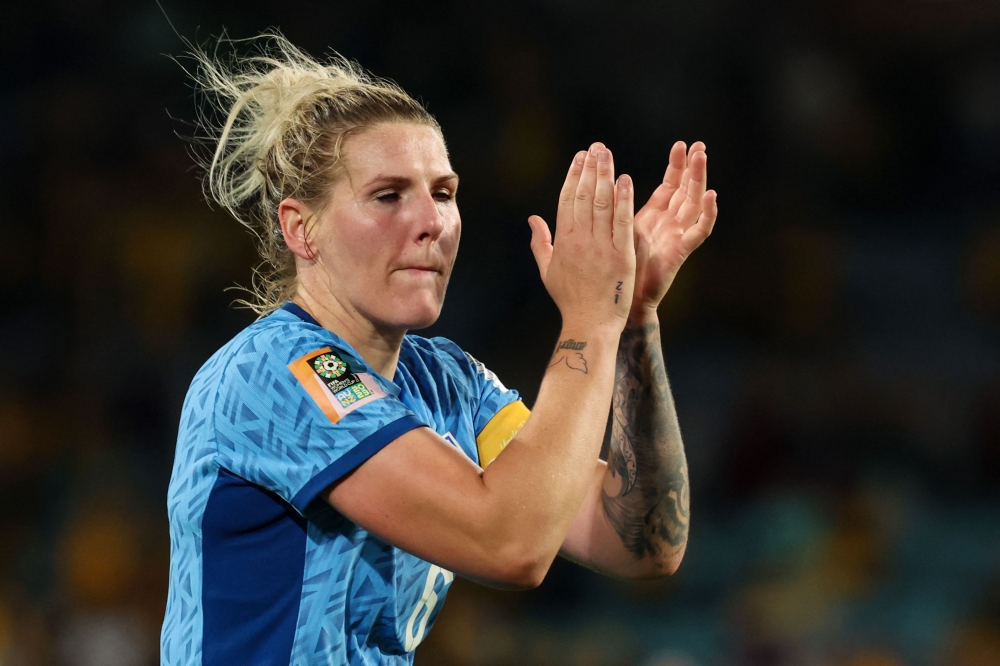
[3,1,1000,664]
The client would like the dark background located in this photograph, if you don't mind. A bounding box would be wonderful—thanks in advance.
[2,1,1000,664]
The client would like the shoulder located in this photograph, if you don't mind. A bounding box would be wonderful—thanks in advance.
[401,335,510,394]
[402,335,472,377]
[194,310,359,393]
[235,310,347,365]
[402,334,465,366]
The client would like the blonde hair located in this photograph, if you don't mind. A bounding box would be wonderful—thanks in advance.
[187,32,441,314]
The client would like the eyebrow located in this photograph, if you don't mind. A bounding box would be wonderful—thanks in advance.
[362,173,460,189]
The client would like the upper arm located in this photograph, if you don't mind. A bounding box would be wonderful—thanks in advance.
[325,425,537,588]
[215,334,540,587]
[214,338,424,513]
[326,346,535,587]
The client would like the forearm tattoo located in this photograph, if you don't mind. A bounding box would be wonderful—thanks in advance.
[549,339,588,374]
[602,322,690,559]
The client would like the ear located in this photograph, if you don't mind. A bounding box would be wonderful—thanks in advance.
[278,198,316,261]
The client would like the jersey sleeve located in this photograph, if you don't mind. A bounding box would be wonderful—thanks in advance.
[213,330,424,514]
[461,351,531,468]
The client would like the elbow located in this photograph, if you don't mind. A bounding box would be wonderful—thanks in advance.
[510,556,551,590]
[628,542,687,580]
[487,542,554,590]
[655,551,684,578]
[648,542,687,579]
[475,496,557,589]
[498,567,547,591]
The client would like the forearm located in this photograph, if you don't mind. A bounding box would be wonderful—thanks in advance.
[601,311,689,570]
[326,320,619,590]
[480,324,619,576]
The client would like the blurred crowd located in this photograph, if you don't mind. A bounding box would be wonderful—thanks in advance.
[2,1,1000,664]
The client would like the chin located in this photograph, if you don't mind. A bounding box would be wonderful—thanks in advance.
[404,315,440,331]
[383,292,444,331]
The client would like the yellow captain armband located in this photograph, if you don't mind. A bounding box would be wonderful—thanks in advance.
[476,401,531,468]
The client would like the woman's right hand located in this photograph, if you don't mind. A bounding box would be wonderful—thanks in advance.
[528,143,636,332]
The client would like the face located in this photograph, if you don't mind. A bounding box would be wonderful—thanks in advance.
[303,123,460,332]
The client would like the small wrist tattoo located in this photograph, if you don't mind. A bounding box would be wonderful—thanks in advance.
[615,280,623,304]
[549,339,589,374]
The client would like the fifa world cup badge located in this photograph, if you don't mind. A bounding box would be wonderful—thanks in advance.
[288,347,387,423]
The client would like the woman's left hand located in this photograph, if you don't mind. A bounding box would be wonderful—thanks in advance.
[628,141,718,324]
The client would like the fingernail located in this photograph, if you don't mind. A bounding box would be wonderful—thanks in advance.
[574,151,585,166]
[589,144,600,156]
[619,174,632,191]
[598,150,609,164]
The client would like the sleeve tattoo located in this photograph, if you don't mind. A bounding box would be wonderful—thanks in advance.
[601,321,690,559]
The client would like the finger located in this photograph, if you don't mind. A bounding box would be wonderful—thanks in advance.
[664,141,687,189]
[643,141,687,212]
[593,147,616,240]
[680,189,717,253]
[612,174,635,254]
[527,215,554,278]
[680,141,706,191]
[676,150,708,229]
[555,151,587,237]
[687,150,707,201]
[574,142,603,234]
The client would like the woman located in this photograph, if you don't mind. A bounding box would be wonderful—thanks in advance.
[161,35,718,665]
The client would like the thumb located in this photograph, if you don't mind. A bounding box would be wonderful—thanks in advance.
[527,215,553,280]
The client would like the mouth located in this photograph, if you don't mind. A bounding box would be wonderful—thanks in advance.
[397,265,442,274]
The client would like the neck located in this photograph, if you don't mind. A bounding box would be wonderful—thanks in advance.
[292,288,405,380]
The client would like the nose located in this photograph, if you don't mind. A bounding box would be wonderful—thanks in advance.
[408,188,445,244]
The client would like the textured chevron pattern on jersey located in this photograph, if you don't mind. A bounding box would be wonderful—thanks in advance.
[162,306,522,665]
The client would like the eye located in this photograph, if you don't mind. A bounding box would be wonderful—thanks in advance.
[374,191,400,203]
[433,189,455,202]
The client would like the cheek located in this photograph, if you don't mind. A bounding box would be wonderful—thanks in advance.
[442,213,461,253]
[321,217,390,269]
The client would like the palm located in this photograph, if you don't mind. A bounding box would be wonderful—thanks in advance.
[630,141,718,318]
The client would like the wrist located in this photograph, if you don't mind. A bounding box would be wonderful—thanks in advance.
[555,323,621,351]
[559,313,628,338]
[626,306,660,328]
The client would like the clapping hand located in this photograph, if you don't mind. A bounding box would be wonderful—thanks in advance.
[628,141,718,324]
[528,143,636,333]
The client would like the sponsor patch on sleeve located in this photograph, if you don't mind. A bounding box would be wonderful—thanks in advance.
[288,347,387,424]
[476,401,530,468]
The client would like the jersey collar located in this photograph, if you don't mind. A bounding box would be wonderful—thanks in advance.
[279,302,402,397]
[282,301,320,327]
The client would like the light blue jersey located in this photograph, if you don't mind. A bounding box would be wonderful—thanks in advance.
[161,303,529,665]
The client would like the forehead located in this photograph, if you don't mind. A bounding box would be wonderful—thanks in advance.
[341,123,452,180]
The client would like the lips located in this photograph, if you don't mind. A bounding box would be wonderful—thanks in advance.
[392,252,452,276]
[396,263,443,274]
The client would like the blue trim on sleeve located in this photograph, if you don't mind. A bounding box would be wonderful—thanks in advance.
[282,302,321,327]
[290,414,425,513]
